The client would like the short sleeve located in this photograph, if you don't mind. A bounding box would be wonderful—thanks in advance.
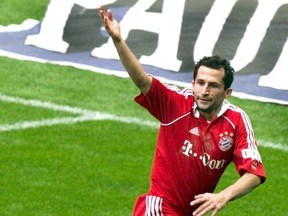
[232,111,266,183]
[134,77,193,124]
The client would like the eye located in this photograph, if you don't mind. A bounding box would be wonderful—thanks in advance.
[210,83,219,88]
[197,80,205,86]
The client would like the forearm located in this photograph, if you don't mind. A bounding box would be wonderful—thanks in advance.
[191,172,262,216]
[112,37,152,95]
[219,172,262,202]
[98,6,152,94]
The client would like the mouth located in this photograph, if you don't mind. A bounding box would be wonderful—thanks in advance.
[197,97,212,103]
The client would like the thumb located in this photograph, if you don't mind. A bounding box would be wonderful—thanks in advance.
[107,9,114,21]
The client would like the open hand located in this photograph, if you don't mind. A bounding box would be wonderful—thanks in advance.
[190,193,228,216]
[98,6,121,42]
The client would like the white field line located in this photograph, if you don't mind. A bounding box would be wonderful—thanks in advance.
[0,93,286,152]
[259,141,288,152]
[0,114,159,132]
[0,93,159,131]
[0,94,91,114]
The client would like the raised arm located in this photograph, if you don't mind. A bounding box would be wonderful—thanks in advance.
[190,172,262,216]
[98,6,152,95]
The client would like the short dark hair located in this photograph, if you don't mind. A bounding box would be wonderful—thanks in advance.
[193,55,235,90]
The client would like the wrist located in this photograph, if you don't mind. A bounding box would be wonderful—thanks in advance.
[112,35,122,43]
[219,189,233,203]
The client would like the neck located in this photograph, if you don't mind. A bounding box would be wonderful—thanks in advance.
[198,107,221,122]
[200,111,216,122]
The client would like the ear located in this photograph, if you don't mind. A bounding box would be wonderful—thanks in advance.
[224,88,232,98]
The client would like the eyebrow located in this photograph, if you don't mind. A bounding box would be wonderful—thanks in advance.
[196,78,221,84]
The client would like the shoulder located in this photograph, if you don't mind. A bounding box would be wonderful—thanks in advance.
[148,77,194,99]
[165,84,194,99]
[226,103,250,119]
[220,101,252,128]
[219,100,247,116]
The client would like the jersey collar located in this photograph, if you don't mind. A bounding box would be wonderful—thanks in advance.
[193,99,231,118]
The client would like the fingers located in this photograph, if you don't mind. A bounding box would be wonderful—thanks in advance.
[192,201,215,216]
[98,5,105,14]
[98,6,110,30]
[191,198,210,215]
[98,6,106,20]
[190,193,224,216]
[98,6,112,19]
[97,5,120,41]
[190,194,207,206]
[190,194,209,216]
[98,5,114,27]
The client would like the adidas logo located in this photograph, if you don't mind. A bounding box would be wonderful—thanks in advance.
[189,127,199,136]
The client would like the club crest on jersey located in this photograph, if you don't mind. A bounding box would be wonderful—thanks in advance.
[218,132,234,151]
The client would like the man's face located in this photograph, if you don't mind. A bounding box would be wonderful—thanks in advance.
[193,66,232,119]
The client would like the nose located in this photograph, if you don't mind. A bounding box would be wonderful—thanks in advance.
[201,84,209,95]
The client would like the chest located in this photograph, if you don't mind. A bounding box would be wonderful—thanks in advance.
[161,114,236,167]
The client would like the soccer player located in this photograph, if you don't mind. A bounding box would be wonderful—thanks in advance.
[98,6,266,216]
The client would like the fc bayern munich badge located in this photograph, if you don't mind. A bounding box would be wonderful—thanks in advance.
[219,132,234,151]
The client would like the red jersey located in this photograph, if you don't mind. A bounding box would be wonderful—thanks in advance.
[134,77,266,214]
